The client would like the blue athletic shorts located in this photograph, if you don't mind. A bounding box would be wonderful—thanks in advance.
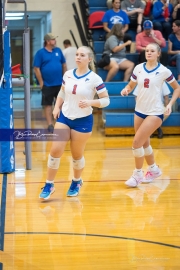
[57,111,93,133]
[135,111,164,121]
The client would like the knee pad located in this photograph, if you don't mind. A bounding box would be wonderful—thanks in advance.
[47,154,60,169]
[73,156,85,170]
[132,147,144,157]
[144,145,153,156]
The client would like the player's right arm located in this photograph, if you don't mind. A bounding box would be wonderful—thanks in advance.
[53,86,65,119]
[121,80,137,96]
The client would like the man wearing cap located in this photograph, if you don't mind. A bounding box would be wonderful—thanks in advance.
[34,33,67,133]
[136,20,168,65]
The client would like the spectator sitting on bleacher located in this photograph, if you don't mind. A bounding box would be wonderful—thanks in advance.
[152,0,173,40]
[103,0,130,34]
[102,0,132,52]
[103,23,134,81]
[121,0,145,33]
[136,20,168,65]
[168,20,180,80]
[172,0,180,20]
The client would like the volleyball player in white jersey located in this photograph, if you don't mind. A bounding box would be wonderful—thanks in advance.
[133,82,170,138]
[121,43,180,187]
[39,46,110,200]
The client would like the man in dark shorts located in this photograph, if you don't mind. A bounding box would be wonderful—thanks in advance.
[34,33,67,132]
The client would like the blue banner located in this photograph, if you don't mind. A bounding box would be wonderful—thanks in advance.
[0,30,15,173]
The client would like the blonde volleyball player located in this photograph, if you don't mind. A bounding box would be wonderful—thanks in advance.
[121,43,180,187]
[39,46,110,200]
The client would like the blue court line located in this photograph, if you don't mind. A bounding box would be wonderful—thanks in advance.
[0,174,7,251]
[4,232,180,250]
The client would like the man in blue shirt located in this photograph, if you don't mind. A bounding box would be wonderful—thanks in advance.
[34,33,67,133]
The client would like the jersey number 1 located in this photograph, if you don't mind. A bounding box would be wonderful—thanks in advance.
[144,78,149,88]
[72,84,77,95]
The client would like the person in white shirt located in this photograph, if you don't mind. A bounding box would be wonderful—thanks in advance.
[63,39,77,70]
[121,42,180,187]
[39,46,110,200]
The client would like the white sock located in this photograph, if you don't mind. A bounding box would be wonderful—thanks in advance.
[73,177,81,181]
[135,168,143,174]
[46,180,54,184]
[149,163,157,171]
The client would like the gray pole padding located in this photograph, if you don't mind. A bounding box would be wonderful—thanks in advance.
[23,29,32,169]
[12,77,25,86]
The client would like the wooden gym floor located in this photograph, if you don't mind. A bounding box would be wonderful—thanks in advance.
[0,111,180,269]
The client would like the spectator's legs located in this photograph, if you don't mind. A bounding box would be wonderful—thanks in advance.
[118,60,134,81]
[104,60,119,82]
[153,21,162,32]
[162,21,172,40]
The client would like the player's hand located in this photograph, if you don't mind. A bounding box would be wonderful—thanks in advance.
[79,100,91,108]
[121,88,129,96]
[164,104,172,115]
[53,107,60,119]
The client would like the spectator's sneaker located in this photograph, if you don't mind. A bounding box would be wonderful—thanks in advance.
[39,183,55,200]
[125,170,144,187]
[143,167,162,183]
[67,179,83,197]
[48,124,54,133]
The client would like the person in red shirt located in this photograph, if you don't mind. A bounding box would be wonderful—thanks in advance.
[136,20,168,65]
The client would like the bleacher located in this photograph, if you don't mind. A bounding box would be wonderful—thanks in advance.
[88,0,180,136]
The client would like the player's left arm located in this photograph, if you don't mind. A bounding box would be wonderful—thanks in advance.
[165,80,180,114]
[79,90,110,108]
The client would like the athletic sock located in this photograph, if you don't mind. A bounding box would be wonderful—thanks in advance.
[73,177,81,182]
[46,180,54,184]
[149,163,158,171]
[135,168,143,174]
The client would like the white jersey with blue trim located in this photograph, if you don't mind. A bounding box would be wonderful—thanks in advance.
[133,82,171,103]
[62,69,107,119]
[131,63,175,115]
